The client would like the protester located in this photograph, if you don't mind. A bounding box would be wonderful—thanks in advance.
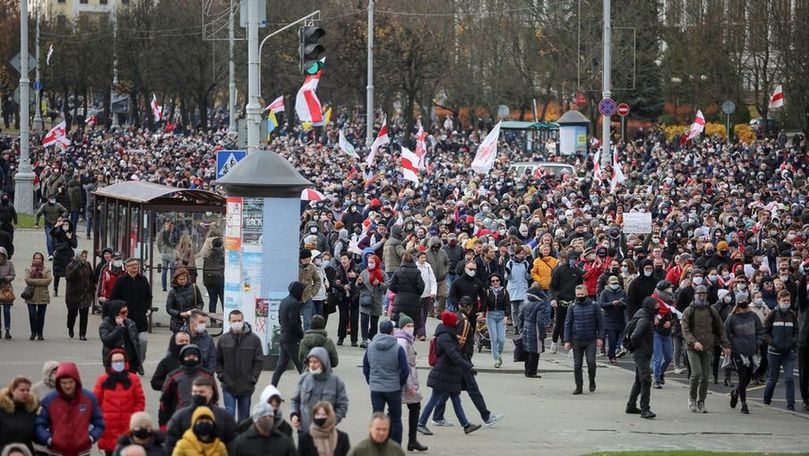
[93,349,146,456]
[362,319,409,444]
[347,413,405,456]
[50,219,77,297]
[549,252,583,353]
[99,300,142,373]
[725,293,766,414]
[64,250,94,340]
[112,412,166,456]
[185,310,216,372]
[164,376,236,454]
[651,280,677,388]
[333,253,360,346]
[299,314,340,368]
[166,268,204,333]
[215,310,264,422]
[415,251,437,339]
[159,344,219,427]
[173,233,197,283]
[0,247,15,339]
[598,275,627,364]
[299,248,322,332]
[563,285,605,394]
[201,238,225,313]
[625,297,658,419]
[389,253,425,335]
[504,245,531,334]
[762,290,799,410]
[24,252,51,341]
[272,281,306,386]
[33,197,68,259]
[157,220,179,292]
[311,249,330,318]
[0,377,39,452]
[32,360,59,400]
[110,257,152,375]
[229,402,297,456]
[98,252,124,314]
[482,272,510,368]
[291,347,349,434]
[236,385,294,438]
[171,406,227,456]
[393,313,428,452]
[522,286,552,377]
[151,331,191,391]
[357,254,388,347]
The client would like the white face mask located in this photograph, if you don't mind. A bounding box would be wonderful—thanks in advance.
[643,269,653,277]
[778,303,791,311]
[113,260,123,267]
[111,361,126,373]
[465,269,476,277]
[368,262,376,269]
[708,274,718,281]
[309,367,322,375]
[404,327,414,336]
[692,276,703,285]
[609,283,620,291]
[196,323,207,334]
[230,322,244,333]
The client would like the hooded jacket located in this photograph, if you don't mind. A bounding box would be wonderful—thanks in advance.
[362,332,409,393]
[629,297,659,359]
[426,323,473,394]
[425,237,450,281]
[91,350,146,451]
[626,259,657,319]
[64,255,94,310]
[35,362,104,456]
[389,261,425,311]
[99,299,141,373]
[0,248,15,295]
[166,278,204,333]
[382,226,405,271]
[151,336,186,391]
[172,406,228,456]
[291,347,349,434]
[279,282,306,343]
[298,328,340,368]
[32,360,59,400]
[215,322,264,395]
[0,385,39,450]
[158,344,219,426]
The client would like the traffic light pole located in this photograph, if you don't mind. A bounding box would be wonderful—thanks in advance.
[366,0,374,147]
[246,0,261,153]
[15,0,35,214]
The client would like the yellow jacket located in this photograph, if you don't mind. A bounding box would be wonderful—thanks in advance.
[531,256,558,290]
[172,407,228,456]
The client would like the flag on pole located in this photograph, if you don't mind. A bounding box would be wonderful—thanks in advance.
[366,116,390,167]
[267,112,278,134]
[151,94,163,123]
[610,149,625,192]
[42,121,70,150]
[471,122,502,175]
[264,95,285,113]
[295,58,325,124]
[592,148,602,181]
[86,114,97,127]
[338,129,360,160]
[768,85,784,109]
[322,107,333,127]
[400,147,420,185]
[686,110,705,141]
[415,120,427,170]
[46,44,53,66]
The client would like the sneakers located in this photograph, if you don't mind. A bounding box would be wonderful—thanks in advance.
[416,425,433,436]
[688,400,697,413]
[626,405,642,414]
[740,403,749,414]
[494,357,503,368]
[359,340,368,349]
[640,410,656,419]
[653,382,662,389]
[463,424,481,435]
[48,255,53,261]
[550,342,558,354]
[697,401,708,413]
[484,413,504,427]
[431,419,453,427]
[730,390,738,409]
[673,367,684,374]
[609,358,617,365]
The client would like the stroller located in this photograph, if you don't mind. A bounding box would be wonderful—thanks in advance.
[475,315,491,353]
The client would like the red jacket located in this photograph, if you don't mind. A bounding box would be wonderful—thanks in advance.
[101,268,123,300]
[92,368,145,451]
[583,258,608,297]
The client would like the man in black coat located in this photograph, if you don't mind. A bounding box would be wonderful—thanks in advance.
[229,402,297,456]
[549,251,584,353]
[164,376,237,454]
[626,259,657,321]
[216,310,264,422]
[151,330,190,391]
[98,299,141,373]
[626,297,658,419]
[449,261,486,309]
[271,281,306,386]
[389,253,425,334]
[110,257,152,375]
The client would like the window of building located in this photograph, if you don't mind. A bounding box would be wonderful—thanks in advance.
[57,0,65,3]
[79,0,88,4]
[101,0,108,4]
[56,14,67,27]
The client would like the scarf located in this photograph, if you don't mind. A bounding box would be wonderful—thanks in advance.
[309,414,338,456]
[366,254,385,285]
[30,262,44,278]
[101,369,132,390]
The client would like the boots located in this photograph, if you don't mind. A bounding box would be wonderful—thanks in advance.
[3,330,9,339]
[407,441,428,452]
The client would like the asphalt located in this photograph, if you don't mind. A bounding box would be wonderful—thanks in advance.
[1,228,807,455]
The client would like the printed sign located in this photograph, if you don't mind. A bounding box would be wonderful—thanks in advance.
[622,212,652,234]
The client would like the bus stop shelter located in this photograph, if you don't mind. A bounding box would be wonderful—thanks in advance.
[500,120,560,152]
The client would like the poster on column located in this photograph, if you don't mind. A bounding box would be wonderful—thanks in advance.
[241,197,267,352]
[223,197,243,332]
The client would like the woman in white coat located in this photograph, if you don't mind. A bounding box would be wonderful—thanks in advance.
[415,251,437,340]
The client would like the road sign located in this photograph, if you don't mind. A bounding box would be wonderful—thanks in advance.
[217,150,247,179]
[617,103,630,117]
[13,85,36,105]
[10,52,37,75]
[576,92,586,106]
[33,80,43,91]
[598,97,617,117]
[721,100,736,115]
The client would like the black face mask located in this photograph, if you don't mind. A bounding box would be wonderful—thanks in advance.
[191,394,209,406]
[313,417,328,427]
[193,420,215,442]
[131,428,152,440]
[576,297,586,304]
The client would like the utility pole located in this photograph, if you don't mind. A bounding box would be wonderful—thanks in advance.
[601,0,612,169]
[111,2,119,127]
[15,0,35,214]
[366,0,374,146]
[32,4,43,132]
[228,0,237,133]
[245,0,260,152]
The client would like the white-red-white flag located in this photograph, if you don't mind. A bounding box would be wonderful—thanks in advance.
[46,44,54,66]
[295,60,324,124]
[86,114,97,127]
[471,121,502,175]
[768,85,784,109]
[592,148,602,181]
[686,110,705,141]
[610,149,625,192]
[264,95,285,113]
[400,147,420,185]
[151,94,163,123]
[366,117,390,167]
[415,120,427,170]
[42,121,70,150]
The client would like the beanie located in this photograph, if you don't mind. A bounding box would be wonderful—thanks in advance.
[299,248,312,260]
[378,320,394,334]
[440,311,458,328]
[129,411,154,430]
[397,313,414,328]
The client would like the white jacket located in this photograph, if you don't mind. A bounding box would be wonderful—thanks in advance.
[314,264,329,301]
[417,261,437,298]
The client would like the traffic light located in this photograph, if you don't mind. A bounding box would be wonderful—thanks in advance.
[298,26,325,75]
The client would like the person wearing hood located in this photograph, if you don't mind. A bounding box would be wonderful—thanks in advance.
[110,257,153,375]
[99,300,142,374]
[625,297,659,419]
[598,275,627,364]
[99,251,124,313]
[159,344,219,427]
[522,285,552,377]
[236,384,293,438]
[34,197,68,259]
[357,254,388,347]
[626,259,657,323]
[230,402,298,456]
[425,236,450,316]
[299,249,322,332]
[32,360,59,400]
[299,314,339,368]
[0,376,39,451]
[651,280,677,389]
[389,253,426,336]
[291,347,349,434]
[92,349,146,455]
[297,401,351,456]
[415,251,437,340]
[151,331,190,391]
[24,252,51,341]
[112,412,166,456]
[215,310,264,422]
[724,291,766,414]
[50,218,77,297]
[383,225,406,274]
[171,406,227,456]
[0,246,15,339]
[35,362,104,456]
[549,251,584,353]
[348,414,405,456]
[362,320,410,444]
[64,250,94,340]
[271,281,307,386]
[165,268,204,333]
[713,287,736,386]
[164,376,236,454]
[311,249,330,318]
[563,285,605,394]
[0,193,17,241]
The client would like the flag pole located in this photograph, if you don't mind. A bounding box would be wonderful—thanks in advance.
[15,0,36,214]
[366,0,374,147]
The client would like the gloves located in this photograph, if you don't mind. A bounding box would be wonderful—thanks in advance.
[470,368,478,376]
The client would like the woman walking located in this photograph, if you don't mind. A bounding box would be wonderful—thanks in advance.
[174,234,197,283]
[598,275,627,364]
[394,313,427,452]
[92,349,146,456]
[389,253,425,337]
[65,250,95,340]
[522,285,552,377]
[297,401,351,456]
[483,272,510,368]
[24,252,52,341]
[415,251,437,340]
[0,247,15,339]
[357,254,387,348]
[165,268,204,333]
[724,298,765,414]
[333,253,360,346]
[50,219,77,297]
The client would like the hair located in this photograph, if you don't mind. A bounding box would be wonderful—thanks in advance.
[189,309,208,321]
[119,445,147,456]
[369,411,390,426]
[0,443,33,456]
[402,253,414,263]
[125,257,141,265]
[575,284,587,292]
[174,330,190,342]
[192,376,215,389]
[777,290,791,300]
[417,251,427,259]
[228,309,244,321]
[311,400,335,418]
[9,376,32,391]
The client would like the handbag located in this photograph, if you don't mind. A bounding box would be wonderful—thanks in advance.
[359,293,373,308]
[0,287,14,303]
[513,335,526,362]
[21,286,34,301]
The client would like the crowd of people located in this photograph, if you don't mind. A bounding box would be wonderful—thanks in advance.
[0,106,808,455]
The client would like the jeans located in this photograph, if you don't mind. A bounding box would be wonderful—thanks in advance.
[206,285,224,313]
[686,348,713,402]
[337,296,359,343]
[313,300,325,317]
[85,210,94,237]
[731,352,755,404]
[434,369,490,422]
[673,333,686,369]
[66,307,89,337]
[652,332,673,382]
[418,297,433,338]
[223,390,252,423]
[360,313,379,342]
[27,304,47,336]
[69,211,80,231]
[44,224,55,256]
[444,274,457,312]
[552,304,568,343]
[763,350,795,408]
[301,299,314,331]
[605,329,622,360]
[486,311,506,361]
[510,300,523,334]
[419,390,469,428]
[271,341,302,386]
[572,341,597,388]
[0,304,10,330]
[371,390,403,444]
[138,332,148,367]
[628,354,652,412]
[160,257,173,291]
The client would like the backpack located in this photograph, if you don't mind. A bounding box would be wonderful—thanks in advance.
[622,315,640,353]
[428,337,438,366]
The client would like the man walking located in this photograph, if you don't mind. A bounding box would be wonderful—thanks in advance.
[110,257,152,375]
[34,197,68,259]
[216,310,265,421]
[763,290,798,410]
[550,251,584,353]
[299,249,321,331]
[626,297,659,419]
[272,281,306,386]
[564,285,605,395]
[362,320,409,444]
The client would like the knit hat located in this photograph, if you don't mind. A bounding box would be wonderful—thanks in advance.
[378,320,394,335]
[299,248,312,260]
[440,311,458,328]
[398,313,414,328]
[251,402,275,420]
[129,411,154,430]
[311,315,326,330]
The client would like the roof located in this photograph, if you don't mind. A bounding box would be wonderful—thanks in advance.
[500,120,559,130]
[93,181,225,206]
[556,110,591,125]
[215,150,312,197]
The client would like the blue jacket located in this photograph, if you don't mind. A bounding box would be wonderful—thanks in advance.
[563,298,605,343]
[764,308,798,354]
[504,259,532,300]
[597,287,627,332]
[522,289,551,353]
[362,333,409,393]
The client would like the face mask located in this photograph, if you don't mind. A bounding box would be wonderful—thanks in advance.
[752,298,764,307]
[196,323,207,334]
[431,245,440,251]
[48,199,56,205]
[609,284,620,291]
[723,295,732,303]
[309,367,323,375]
[404,327,414,336]
[736,284,747,291]
[131,427,152,439]
[448,240,457,246]
[694,296,707,307]
[692,277,703,285]
[621,266,629,274]
[779,303,791,311]
[313,417,328,427]
[568,260,577,269]
[575,296,586,303]
[465,269,476,277]
[113,260,123,267]
[256,416,275,433]
[183,357,199,368]
[367,262,376,269]
[310,227,318,233]
[111,361,126,373]
[193,420,214,439]
[191,394,208,406]
[611,267,620,274]
[643,269,653,277]
[737,301,749,309]
[230,322,244,333]
[708,274,718,282]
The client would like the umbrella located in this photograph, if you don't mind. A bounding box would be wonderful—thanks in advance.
[301,188,326,201]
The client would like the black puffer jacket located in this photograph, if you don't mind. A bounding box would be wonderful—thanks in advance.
[51,224,77,277]
[98,299,141,372]
[279,282,306,343]
[426,324,473,394]
[626,259,657,319]
[166,283,204,332]
[389,261,425,311]
[629,297,658,359]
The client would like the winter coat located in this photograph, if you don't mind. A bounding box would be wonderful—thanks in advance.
[32,360,59,400]
[482,287,510,314]
[504,258,532,300]
[549,263,583,302]
[202,246,224,288]
[382,227,405,271]
[0,232,12,260]
[99,300,142,372]
[158,347,219,426]
[92,370,146,451]
[362,333,409,393]
[449,273,486,306]
[279,282,306,343]
[166,283,204,333]
[313,264,329,301]
[395,328,422,404]
[724,311,764,357]
[291,347,349,434]
[151,338,184,391]
[298,329,340,368]
[358,269,388,316]
[299,263,321,303]
[110,273,152,332]
[798,275,808,347]
[426,324,473,394]
[425,237,450,281]
[521,289,551,354]
[346,437,406,456]
[229,425,297,456]
[157,228,179,261]
[563,298,605,344]
[597,287,627,332]
[113,431,166,456]
[0,248,15,303]
[215,325,264,395]
[298,429,351,456]
[416,261,437,298]
[164,404,236,455]
[67,180,83,212]
[65,257,94,311]
[35,202,67,226]
[172,407,228,456]
[190,330,218,373]
[0,386,39,451]
[626,268,657,320]
[389,261,425,313]
[764,307,798,354]
[583,259,608,297]
[24,265,52,305]
[629,299,658,359]
[50,227,77,278]
[35,362,105,456]
[681,304,730,351]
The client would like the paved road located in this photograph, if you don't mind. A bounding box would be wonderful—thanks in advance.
[1,228,807,455]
